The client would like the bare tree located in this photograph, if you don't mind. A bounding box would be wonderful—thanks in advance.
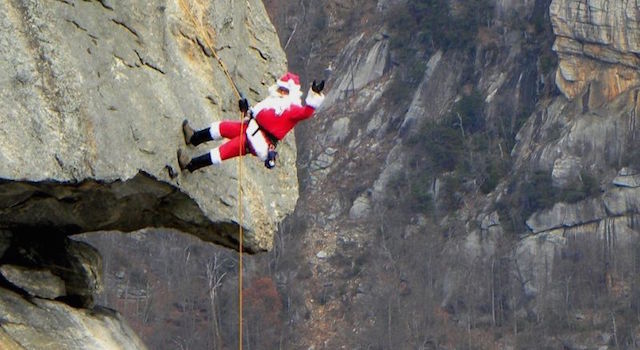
[206,253,227,350]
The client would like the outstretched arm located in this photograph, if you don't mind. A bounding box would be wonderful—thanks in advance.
[287,80,326,122]
[304,79,325,109]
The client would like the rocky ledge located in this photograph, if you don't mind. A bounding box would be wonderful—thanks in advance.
[0,0,291,348]
[0,0,293,253]
[551,0,640,103]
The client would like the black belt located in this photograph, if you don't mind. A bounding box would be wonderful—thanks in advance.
[249,118,279,147]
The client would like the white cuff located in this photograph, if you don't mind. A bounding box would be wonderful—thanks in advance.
[209,121,222,140]
[209,148,222,164]
[305,90,325,109]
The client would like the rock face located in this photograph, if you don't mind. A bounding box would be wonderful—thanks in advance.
[0,287,147,350]
[0,0,292,253]
[551,0,640,103]
[262,0,640,348]
[0,265,67,300]
[516,0,640,235]
[0,0,290,348]
[490,0,640,323]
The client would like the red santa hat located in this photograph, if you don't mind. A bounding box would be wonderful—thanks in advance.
[276,72,301,92]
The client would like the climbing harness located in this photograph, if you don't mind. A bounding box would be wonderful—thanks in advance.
[245,116,279,168]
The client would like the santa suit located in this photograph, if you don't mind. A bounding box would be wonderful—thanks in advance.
[207,73,324,164]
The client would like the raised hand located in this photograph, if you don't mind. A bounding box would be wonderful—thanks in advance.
[238,97,249,113]
[311,80,325,93]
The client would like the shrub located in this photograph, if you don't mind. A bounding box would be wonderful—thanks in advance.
[480,158,507,194]
[454,91,485,133]
[501,169,602,234]
[408,171,434,212]
[386,0,494,63]
[558,171,600,204]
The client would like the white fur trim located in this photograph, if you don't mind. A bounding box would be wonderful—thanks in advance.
[277,77,301,92]
[245,119,269,161]
[277,80,289,90]
[251,85,302,116]
[209,121,222,140]
[209,148,222,165]
[305,90,325,109]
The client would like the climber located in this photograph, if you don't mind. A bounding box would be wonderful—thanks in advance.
[177,72,325,172]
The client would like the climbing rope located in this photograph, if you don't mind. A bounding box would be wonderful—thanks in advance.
[175,0,245,348]
[177,0,242,100]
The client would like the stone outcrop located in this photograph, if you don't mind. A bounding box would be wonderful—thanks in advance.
[326,33,389,105]
[0,265,67,300]
[0,0,291,348]
[0,0,291,253]
[514,0,640,196]
[551,0,640,103]
[0,287,147,350]
[265,0,640,347]
[526,185,640,235]
[507,0,640,306]
[613,167,640,187]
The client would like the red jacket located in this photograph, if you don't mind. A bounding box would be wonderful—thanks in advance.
[254,104,316,140]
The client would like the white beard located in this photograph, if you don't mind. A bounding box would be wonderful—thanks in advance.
[250,84,303,116]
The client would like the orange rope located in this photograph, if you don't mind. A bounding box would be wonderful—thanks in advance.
[177,0,241,100]
[238,120,244,350]
[175,0,244,348]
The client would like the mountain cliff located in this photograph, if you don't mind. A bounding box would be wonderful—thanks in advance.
[261,0,640,348]
[3,0,639,348]
[0,0,289,348]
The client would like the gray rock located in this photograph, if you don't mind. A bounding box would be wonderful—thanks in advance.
[515,230,566,299]
[618,167,639,176]
[512,87,639,188]
[403,51,443,112]
[480,211,500,230]
[0,265,66,299]
[551,156,581,187]
[526,198,606,234]
[326,33,388,105]
[327,117,350,144]
[551,0,640,101]
[0,0,290,347]
[613,167,640,187]
[311,151,335,171]
[1,233,102,307]
[0,0,291,253]
[327,200,343,220]
[349,194,371,220]
[365,109,385,135]
[0,286,147,349]
[603,186,640,215]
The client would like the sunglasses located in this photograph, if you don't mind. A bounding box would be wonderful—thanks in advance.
[277,87,290,95]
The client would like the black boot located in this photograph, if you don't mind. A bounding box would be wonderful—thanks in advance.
[180,152,213,173]
[183,120,214,146]
[190,128,214,146]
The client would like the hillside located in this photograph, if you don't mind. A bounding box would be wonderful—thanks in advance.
[262,0,640,348]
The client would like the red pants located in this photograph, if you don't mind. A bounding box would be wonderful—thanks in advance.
[217,121,252,161]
